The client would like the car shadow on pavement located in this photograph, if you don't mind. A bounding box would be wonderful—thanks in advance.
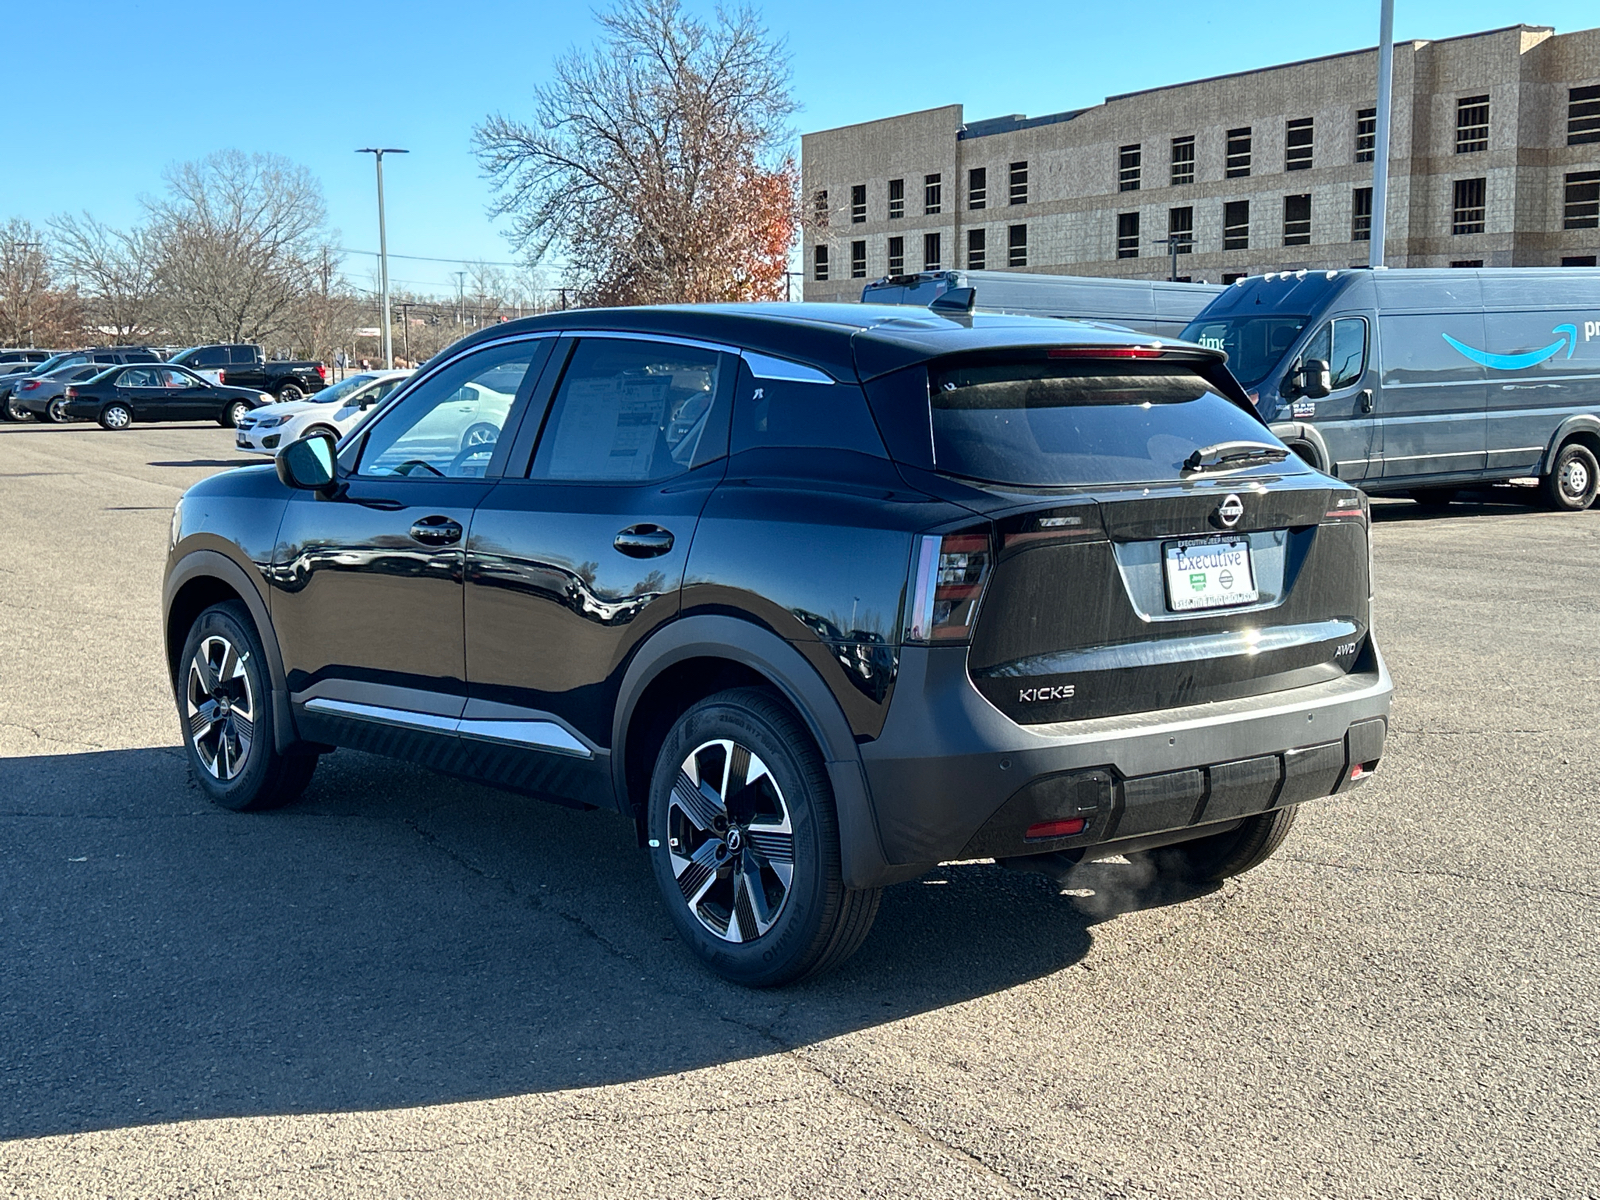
[0,746,1196,1140]
[1368,487,1565,522]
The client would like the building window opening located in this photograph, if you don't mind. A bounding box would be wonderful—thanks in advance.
[1452,178,1486,235]
[1168,206,1194,254]
[850,185,866,224]
[1286,118,1314,171]
[887,236,904,275]
[1009,161,1028,205]
[1283,193,1312,245]
[1226,127,1251,178]
[1116,212,1140,258]
[1224,200,1249,250]
[813,244,829,282]
[812,189,829,227]
[1352,186,1373,241]
[1450,260,1484,268]
[1571,85,1600,145]
[1008,223,1028,266]
[969,167,987,210]
[1356,108,1376,163]
[888,178,904,220]
[850,240,867,279]
[1562,255,1598,266]
[923,232,942,271]
[1118,144,1141,192]
[968,228,986,270]
[924,173,942,215]
[1456,95,1489,154]
[1564,171,1599,229]
[1171,136,1195,186]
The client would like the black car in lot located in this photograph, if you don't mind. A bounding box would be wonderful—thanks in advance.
[62,363,270,429]
[162,304,1392,985]
[0,346,165,421]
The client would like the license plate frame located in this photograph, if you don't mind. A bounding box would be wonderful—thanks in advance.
[1162,536,1259,613]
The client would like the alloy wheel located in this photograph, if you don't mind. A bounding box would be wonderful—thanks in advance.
[668,738,795,943]
[47,399,67,423]
[185,634,255,780]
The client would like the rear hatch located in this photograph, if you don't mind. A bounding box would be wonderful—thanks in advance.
[872,346,1373,724]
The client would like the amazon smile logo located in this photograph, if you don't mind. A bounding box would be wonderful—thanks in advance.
[1442,323,1579,371]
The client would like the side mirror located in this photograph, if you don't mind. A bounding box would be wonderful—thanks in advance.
[275,433,337,494]
[1299,358,1332,399]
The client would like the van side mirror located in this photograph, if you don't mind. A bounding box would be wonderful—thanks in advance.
[1299,358,1332,399]
[276,433,337,494]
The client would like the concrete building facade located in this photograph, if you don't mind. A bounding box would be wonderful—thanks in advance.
[800,24,1600,302]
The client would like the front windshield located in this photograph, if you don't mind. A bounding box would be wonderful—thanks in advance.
[1182,315,1309,390]
[312,373,380,404]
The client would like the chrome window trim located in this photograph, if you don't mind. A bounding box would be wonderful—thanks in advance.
[742,351,835,385]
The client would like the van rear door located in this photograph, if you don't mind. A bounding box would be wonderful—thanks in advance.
[1375,275,1487,483]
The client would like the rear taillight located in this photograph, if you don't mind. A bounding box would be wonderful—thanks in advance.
[907,531,992,643]
[316,364,327,381]
[1048,346,1165,359]
[217,369,226,384]
[64,387,76,399]
[21,381,39,391]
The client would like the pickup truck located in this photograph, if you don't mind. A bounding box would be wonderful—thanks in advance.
[168,343,327,402]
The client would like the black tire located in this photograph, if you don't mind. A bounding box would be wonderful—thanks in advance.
[1286,442,1320,470]
[99,403,132,431]
[1409,488,1458,508]
[1,393,32,422]
[1132,806,1299,885]
[1540,442,1599,512]
[300,424,339,443]
[220,399,252,429]
[647,687,880,987]
[275,383,305,404]
[176,601,317,812]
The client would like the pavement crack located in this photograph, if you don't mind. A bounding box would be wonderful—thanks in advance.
[1281,854,1600,901]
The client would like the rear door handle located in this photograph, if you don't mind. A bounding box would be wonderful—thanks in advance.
[613,524,674,557]
[410,515,463,546]
[1360,389,1374,414]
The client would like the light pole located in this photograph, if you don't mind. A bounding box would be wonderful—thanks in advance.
[1152,235,1191,282]
[1369,0,1396,268]
[356,148,408,368]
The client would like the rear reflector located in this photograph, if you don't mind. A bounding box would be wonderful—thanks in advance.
[1048,346,1164,359]
[1025,818,1087,840]
[1349,762,1377,782]
[316,364,327,381]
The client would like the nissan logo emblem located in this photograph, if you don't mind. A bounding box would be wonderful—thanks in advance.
[1217,494,1244,528]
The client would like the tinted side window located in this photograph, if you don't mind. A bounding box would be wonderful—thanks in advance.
[731,359,886,456]
[1301,317,1368,390]
[120,368,159,387]
[359,340,542,478]
[229,346,256,364]
[193,348,227,368]
[530,339,722,482]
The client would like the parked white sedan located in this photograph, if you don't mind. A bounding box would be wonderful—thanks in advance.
[233,370,413,454]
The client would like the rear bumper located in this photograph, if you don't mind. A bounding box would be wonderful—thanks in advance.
[857,641,1392,870]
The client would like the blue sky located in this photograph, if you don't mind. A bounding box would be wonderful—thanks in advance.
[9,0,1595,297]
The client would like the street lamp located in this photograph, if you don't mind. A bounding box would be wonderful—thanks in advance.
[356,147,408,368]
[1151,235,1193,283]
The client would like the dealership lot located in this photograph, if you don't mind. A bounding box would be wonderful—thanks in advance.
[2,422,1597,1198]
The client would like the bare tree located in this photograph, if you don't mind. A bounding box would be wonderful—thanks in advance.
[50,212,161,342]
[144,150,336,346]
[473,0,798,306]
[0,219,80,347]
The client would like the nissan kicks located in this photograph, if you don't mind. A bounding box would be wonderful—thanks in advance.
[162,304,1392,986]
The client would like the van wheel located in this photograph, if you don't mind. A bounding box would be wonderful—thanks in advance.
[1541,442,1599,511]
[1409,488,1458,508]
[1131,806,1299,885]
[647,687,880,987]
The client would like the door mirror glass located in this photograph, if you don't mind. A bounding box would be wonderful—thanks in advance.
[1300,358,1332,399]
[276,433,336,492]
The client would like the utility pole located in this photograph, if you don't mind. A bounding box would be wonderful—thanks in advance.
[454,271,467,328]
[394,301,416,364]
[356,147,408,368]
[1369,0,1396,269]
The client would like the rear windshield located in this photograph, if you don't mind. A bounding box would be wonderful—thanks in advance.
[1181,315,1309,389]
[929,354,1272,487]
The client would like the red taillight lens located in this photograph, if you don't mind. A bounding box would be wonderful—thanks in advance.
[1026,818,1087,840]
[64,387,76,399]
[21,381,39,391]
[316,364,327,381]
[907,531,992,643]
[217,369,226,384]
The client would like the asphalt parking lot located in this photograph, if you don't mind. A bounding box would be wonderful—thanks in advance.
[2,420,1597,1199]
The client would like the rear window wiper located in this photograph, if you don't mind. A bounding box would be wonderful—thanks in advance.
[1183,440,1290,472]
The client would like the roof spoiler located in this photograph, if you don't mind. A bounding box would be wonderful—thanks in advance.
[929,286,976,315]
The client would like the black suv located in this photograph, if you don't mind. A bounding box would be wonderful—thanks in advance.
[162,304,1392,985]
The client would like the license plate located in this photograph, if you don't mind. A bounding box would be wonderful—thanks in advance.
[1163,538,1258,612]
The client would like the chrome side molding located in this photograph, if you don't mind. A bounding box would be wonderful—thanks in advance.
[303,698,594,759]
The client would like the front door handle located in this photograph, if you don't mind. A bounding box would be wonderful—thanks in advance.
[614,524,674,558]
[1360,389,1374,414]
[410,515,463,546]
